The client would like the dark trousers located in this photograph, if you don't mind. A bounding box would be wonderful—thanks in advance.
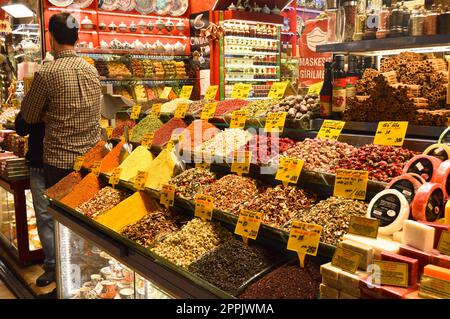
[44,164,72,188]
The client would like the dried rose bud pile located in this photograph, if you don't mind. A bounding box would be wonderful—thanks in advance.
[240,135,296,165]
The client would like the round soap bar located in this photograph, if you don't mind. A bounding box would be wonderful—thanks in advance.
[367,189,410,235]
[423,144,450,162]
[433,160,450,199]
[411,182,445,222]
[403,155,442,182]
[386,174,422,204]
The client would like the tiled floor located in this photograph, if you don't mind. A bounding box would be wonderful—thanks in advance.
[0,279,16,299]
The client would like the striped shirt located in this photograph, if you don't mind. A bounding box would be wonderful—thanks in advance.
[21,50,102,169]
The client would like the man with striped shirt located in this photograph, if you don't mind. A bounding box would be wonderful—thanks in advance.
[21,12,101,287]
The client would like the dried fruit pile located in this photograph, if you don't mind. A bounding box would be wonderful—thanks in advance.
[76,186,129,218]
[239,135,296,165]
[169,168,217,201]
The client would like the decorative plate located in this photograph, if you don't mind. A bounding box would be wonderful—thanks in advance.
[155,0,171,16]
[118,0,135,11]
[99,0,118,11]
[70,0,94,8]
[135,0,154,14]
[48,0,74,7]
[170,0,188,17]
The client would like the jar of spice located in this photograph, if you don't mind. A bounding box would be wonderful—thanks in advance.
[343,0,357,42]
[437,6,450,35]
[389,3,403,37]
[424,5,437,35]
[376,5,390,38]
[363,9,378,39]
[402,3,411,36]
[353,0,366,41]
[410,7,425,36]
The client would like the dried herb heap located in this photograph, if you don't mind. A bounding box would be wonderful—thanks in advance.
[188,239,276,295]
[282,138,356,173]
[335,144,418,182]
[151,219,232,268]
[169,168,217,201]
[286,197,368,246]
[235,185,318,229]
[187,100,214,116]
[120,210,183,248]
[239,261,321,299]
[204,175,260,213]
[130,115,163,144]
[76,186,129,218]
[242,99,277,117]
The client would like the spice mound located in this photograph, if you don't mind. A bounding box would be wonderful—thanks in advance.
[204,175,259,213]
[145,148,179,191]
[130,115,163,144]
[161,98,192,114]
[120,210,183,248]
[286,197,368,246]
[118,146,154,181]
[100,141,124,173]
[282,138,356,172]
[111,119,135,139]
[215,99,249,117]
[82,140,108,169]
[179,120,220,153]
[152,118,188,148]
[239,261,321,299]
[195,128,253,158]
[60,173,106,208]
[188,239,276,295]
[240,135,296,165]
[235,185,318,229]
[151,218,233,268]
[169,168,217,201]
[335,144,418,182]
[76,186,129,218]
[45,172,82,200]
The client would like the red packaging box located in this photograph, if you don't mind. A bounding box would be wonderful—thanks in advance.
[381,251,419,286]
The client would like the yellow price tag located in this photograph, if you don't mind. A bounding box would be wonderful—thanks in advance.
[334,169,368,200]
[160,184,175,208]
[372,260,409,288]
[151,103,162,117]
[275,157,304,187]
[174,102,188,119]
[160,87,172,99]
[201,102,217,120]
[141,133,155,149]
[194,193,214,222]
[91,161,102,176]
[205,85,219,100]
[229,109,247,129]
[134,171,148,191]
[268,82,289,99]
[105,126,114,139]
[287,221,322,267]
[166,140,175,151]
[231,151,251,176]
[317,120,346,140]
[73,156,85,172]
[307,81,323,95]
[331,246,362,274]
[179,85,193,99]
[109,168,122,188]
[264,112,287,132]
[231,84,252,99]
[234,209,263,243]
[130,105,141,120]
[373,121,409,147]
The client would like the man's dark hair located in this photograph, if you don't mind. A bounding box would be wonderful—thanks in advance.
[48,13,79,46]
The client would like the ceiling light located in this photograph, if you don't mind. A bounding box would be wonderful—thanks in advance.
[1,4,34,18]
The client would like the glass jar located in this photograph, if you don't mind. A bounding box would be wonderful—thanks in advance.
[376,5,390,38]
[424,5,437,35]
[343,0,357,42]
[410,7,425,36]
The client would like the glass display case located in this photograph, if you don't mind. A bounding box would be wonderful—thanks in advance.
[0,178,43,263]
[55,222,173,299]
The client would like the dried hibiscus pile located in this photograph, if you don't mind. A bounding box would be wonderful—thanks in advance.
[239,135,296,165]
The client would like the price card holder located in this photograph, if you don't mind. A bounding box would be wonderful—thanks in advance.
[130,105,141,120]
[287,221,322,268]
[194,194,214,222]
[234,209,263,245]
[438,231,450,256]
[348,216,379,238]
[264,112,287,133]
[231,84,252,99]
[179,85,193,99]
[275,157,304,187]
[334,169,368,200]
[73,156,85,172]
[105,126,114,140]
[317,120,346,140]
[268,82,289,99]
[201,102,217,121]
[230,151,251,176]
[229,110,247,129]
[141,133,155,149]
[151,104,162,118]
[160,87,172,99]
[205,85,219,100]
[331,246,362,274]
[160,184,175,208]
[372,260,409,288]
[174,102,188,119]
[91,161,102,177]
[109,168,122,188]
[373,121,409,147]
[134,171,148,191]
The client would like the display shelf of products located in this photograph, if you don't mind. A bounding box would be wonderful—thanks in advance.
[223,51,279,57]
[316,34,450,55]
[77,48,190,57]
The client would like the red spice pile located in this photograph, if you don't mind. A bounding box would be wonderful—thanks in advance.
[82,141,107,169]
[214,99,249,117]
[152,118,188,148]
[179,120,220,152]
[111,119,136,139]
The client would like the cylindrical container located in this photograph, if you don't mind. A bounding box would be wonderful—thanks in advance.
[437,7,450,34]
[424,7,437,35]
[402,4,411,35]
[363,9,378,39]
[376,5,390,38]
[389,3,403,37]
[343,1,357,42]
[410,8,425,36]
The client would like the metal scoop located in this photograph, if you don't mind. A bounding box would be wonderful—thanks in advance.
[119,126,133,164]
[101,128,113,157]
